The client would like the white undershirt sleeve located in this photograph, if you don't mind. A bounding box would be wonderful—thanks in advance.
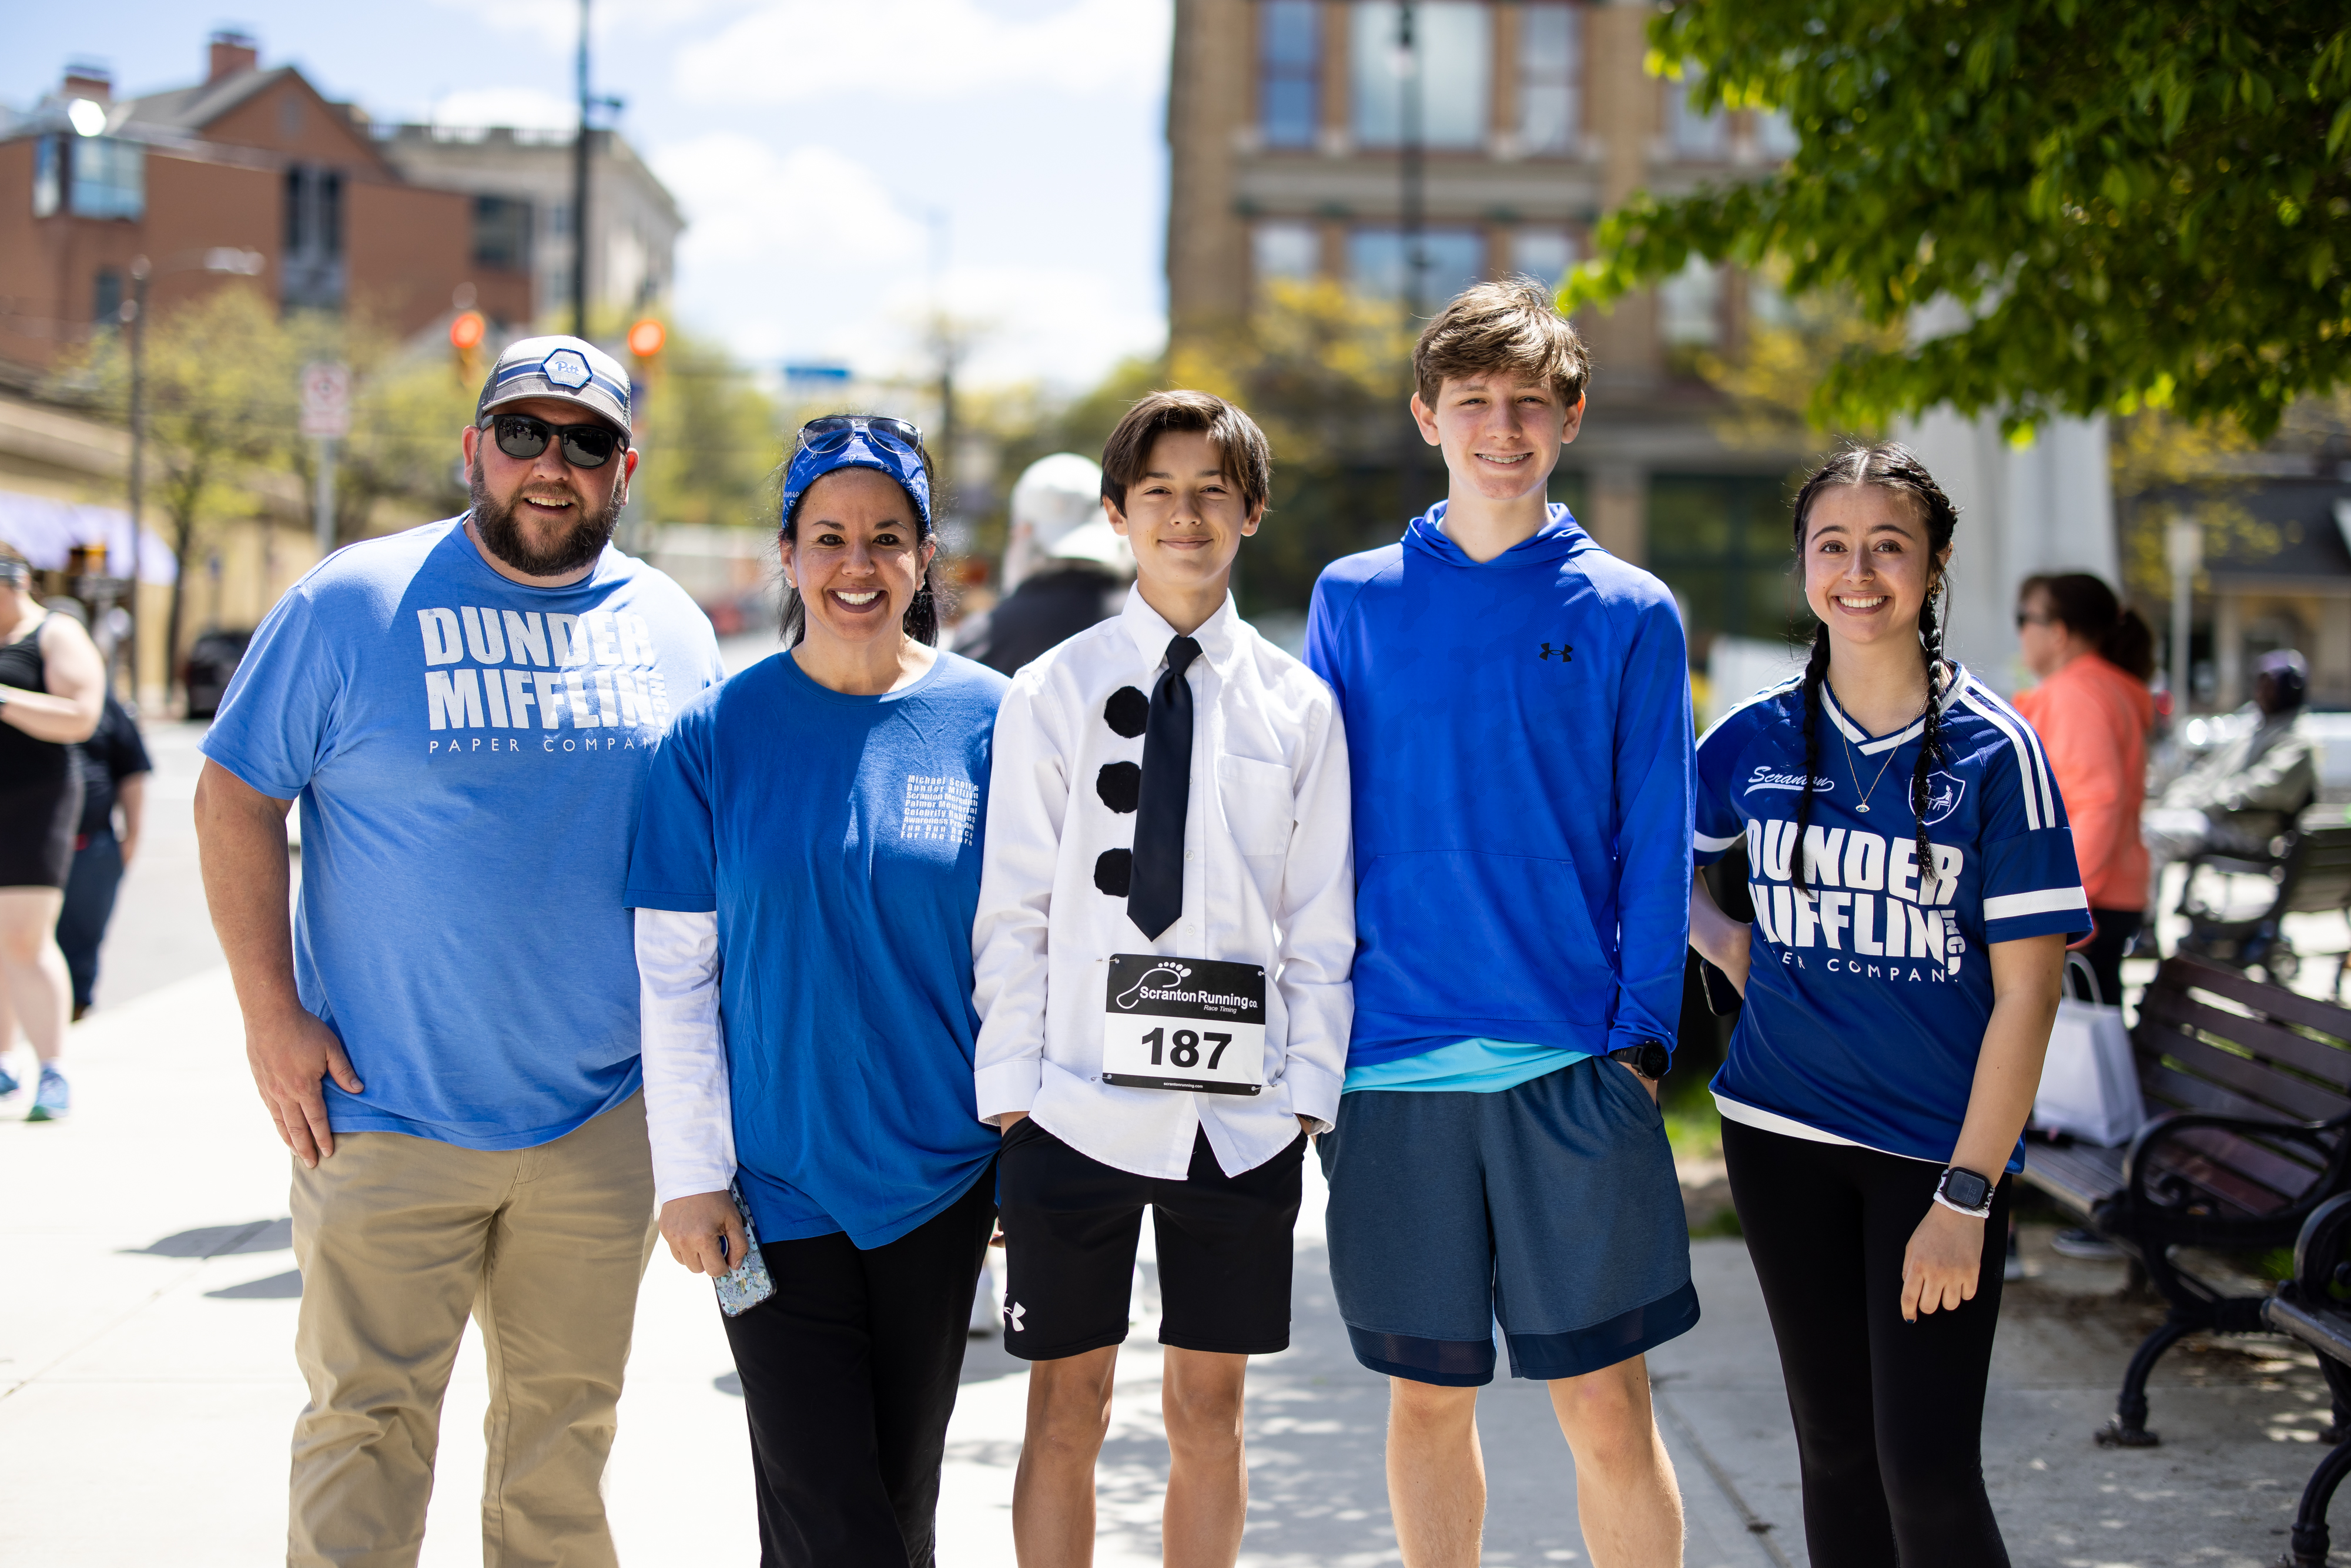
[634,906,735,1209]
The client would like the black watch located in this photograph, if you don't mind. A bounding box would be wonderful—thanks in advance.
[1935,1165,1994,1216]
[1609,1041,1670,1082]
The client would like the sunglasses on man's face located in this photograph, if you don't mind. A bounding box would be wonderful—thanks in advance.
[484,413,625,470]
[795,415,924,457]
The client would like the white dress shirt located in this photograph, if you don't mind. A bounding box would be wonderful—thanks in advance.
[972,589,1355,1181]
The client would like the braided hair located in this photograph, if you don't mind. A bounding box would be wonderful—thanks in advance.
[1787,442,1961,897]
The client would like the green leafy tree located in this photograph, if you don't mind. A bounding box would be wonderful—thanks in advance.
[1565,1,2351,438]
[284,311,477,547]
[629,323,781,531]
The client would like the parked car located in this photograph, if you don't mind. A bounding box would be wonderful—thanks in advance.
[183,628,252,719]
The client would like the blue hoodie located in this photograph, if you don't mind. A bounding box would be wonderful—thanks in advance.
[1305,502,1694,1070]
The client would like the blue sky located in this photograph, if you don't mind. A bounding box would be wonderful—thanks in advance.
[4,0,1173,391]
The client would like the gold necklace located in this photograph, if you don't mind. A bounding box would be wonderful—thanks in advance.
[1834,693,1921,815]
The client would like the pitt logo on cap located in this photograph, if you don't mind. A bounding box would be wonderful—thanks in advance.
[541,349,593,390]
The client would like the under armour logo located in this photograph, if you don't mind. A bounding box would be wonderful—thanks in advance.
[1005,1301,1026,1332]
[1538,642,1575,663]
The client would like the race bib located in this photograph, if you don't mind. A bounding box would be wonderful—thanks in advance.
[1100,953,1267,1096]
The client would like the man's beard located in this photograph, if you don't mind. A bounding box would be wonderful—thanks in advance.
[469,455,622,577]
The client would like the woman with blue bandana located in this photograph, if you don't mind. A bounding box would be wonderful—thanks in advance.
[625,416,1010,1565]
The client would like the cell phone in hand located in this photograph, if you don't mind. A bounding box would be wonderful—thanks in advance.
[714,1181,775,1318]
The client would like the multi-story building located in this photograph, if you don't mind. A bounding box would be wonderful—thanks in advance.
[0,33,534,371]
[1167,0,1816,649]
[376,122,681,329]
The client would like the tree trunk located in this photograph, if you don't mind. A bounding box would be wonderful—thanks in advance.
[163,509,197,712]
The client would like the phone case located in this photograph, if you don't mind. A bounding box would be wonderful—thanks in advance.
[713,1182,774,1318]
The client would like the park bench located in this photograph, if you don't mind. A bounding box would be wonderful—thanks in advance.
[2176,805,2351,999]
[2262,1191,2351,1567]
[2019,954,2351,1447]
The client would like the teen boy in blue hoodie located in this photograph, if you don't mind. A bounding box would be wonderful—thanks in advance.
[1305,277,1696,1566]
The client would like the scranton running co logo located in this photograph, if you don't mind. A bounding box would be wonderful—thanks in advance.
[1116,962,1192,1010]
[1920,771,1966,825]
[1538,642,1574,663]
[1746,766,1836,795]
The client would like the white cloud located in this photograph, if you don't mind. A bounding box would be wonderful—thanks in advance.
[654,135,927,269]
[427,86,578,132]
[671,0,1168,104]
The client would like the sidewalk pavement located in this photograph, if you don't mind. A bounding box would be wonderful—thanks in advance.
[1,965,2337,1566]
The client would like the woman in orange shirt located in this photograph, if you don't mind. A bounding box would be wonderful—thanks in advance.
[2011,574,2156,1004]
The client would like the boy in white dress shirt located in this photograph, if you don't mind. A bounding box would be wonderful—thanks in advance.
[972,390,1355,1567]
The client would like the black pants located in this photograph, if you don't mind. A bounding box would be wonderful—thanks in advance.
[723,1166,997,1568]
[56,830,124,1012]
[1722,1119,2011,1568]
[2067,907,2142,1007]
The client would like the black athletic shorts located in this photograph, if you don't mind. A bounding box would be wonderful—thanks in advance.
[996,1117,1304,1361]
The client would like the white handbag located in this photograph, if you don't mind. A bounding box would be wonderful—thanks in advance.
[2033,954,2146,1147]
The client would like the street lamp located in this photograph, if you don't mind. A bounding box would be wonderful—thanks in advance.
[119,245,264,704]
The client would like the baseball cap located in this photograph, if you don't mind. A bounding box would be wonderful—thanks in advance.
[1012,453,1130,575]
[475,335,632,435]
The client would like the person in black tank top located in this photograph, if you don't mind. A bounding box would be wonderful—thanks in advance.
[0,546,107,1121]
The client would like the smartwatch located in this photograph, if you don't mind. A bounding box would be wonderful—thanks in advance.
[1608,1041,1670,1082]
[1934,1165,1994,1218]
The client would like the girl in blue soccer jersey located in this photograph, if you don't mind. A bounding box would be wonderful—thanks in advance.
[1688,443,2083,1568]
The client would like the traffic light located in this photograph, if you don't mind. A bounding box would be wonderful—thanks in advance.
[450,310,487,386]
[626,317,666,361]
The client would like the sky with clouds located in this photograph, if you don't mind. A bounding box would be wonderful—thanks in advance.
[4,0,1173,391]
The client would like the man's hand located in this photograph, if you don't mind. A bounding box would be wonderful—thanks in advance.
[246,1005,361,1168]
[1901,1203,1985,1322]
[661,1190,750,1278]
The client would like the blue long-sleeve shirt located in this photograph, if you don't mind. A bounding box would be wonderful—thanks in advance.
[1305,503,1694,1070]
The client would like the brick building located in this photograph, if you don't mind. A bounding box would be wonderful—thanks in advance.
[1166,0,1816,648]
[0,32,533,373]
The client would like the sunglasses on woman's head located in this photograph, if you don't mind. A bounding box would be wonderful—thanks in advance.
[484,413,625,470]
[795,415,924,456]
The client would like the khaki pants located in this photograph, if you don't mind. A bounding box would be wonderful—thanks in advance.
[286,1092,657,1568]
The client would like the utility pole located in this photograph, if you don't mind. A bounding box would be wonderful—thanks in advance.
[1397,1,1427,520]
[930,210,956,518]
[571,0,591,339]
[2166,513,2202,716]
[124,256,148,704]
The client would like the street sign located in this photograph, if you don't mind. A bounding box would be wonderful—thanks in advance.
[299,362,351,439]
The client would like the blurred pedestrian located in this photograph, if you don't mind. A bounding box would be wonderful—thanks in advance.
[953,452,1131,675]
[55,690,149,1019]
[194,336,724,1567]
[630,416,1004,1567]
[0,542,105,1120]
[2142,650,2318,916]
[1690,443,2079,1568]
[2011,573,2155,1003]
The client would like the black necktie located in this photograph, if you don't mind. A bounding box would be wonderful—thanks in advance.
[1128,635,1201,940]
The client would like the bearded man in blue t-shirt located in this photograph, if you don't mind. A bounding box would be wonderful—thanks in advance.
[195,336,724,1567]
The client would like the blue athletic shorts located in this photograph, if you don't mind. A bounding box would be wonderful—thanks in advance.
[1317,1057,1698,1386]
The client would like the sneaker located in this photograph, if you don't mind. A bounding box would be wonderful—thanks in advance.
[0,1061,18,1099]
[26,1066,69,1122]
[2049,1226,2124,1261]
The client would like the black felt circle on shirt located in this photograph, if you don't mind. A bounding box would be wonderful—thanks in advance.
[1104,686,1148,738]
[1094,848,1133,897]
[1096,761,1141,814]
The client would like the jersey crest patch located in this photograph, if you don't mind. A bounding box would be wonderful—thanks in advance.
[1920,771,1965,826]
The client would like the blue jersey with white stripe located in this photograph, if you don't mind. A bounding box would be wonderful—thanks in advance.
[1693,662,2089,1169]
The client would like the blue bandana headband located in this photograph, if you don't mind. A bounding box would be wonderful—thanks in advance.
[781,430,933,534]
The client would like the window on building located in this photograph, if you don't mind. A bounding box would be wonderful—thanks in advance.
[1667,69,1728,160]
[473,195,533,270]
[33,136,62,217]
[547,201,572,239]
[1254,221,1319,290]
[1756,107,1799,159]
[1348,227,1484,306]
[283,165,346,309]
[46,136,144,220]
[1351,2,1492,150]
[1260,0,1321,149]
[93,268,122,327]
[1658,257,1723,346]
[1517,3,1581,154]
[1510,227,1576,287]
[1647,473,1808,645]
